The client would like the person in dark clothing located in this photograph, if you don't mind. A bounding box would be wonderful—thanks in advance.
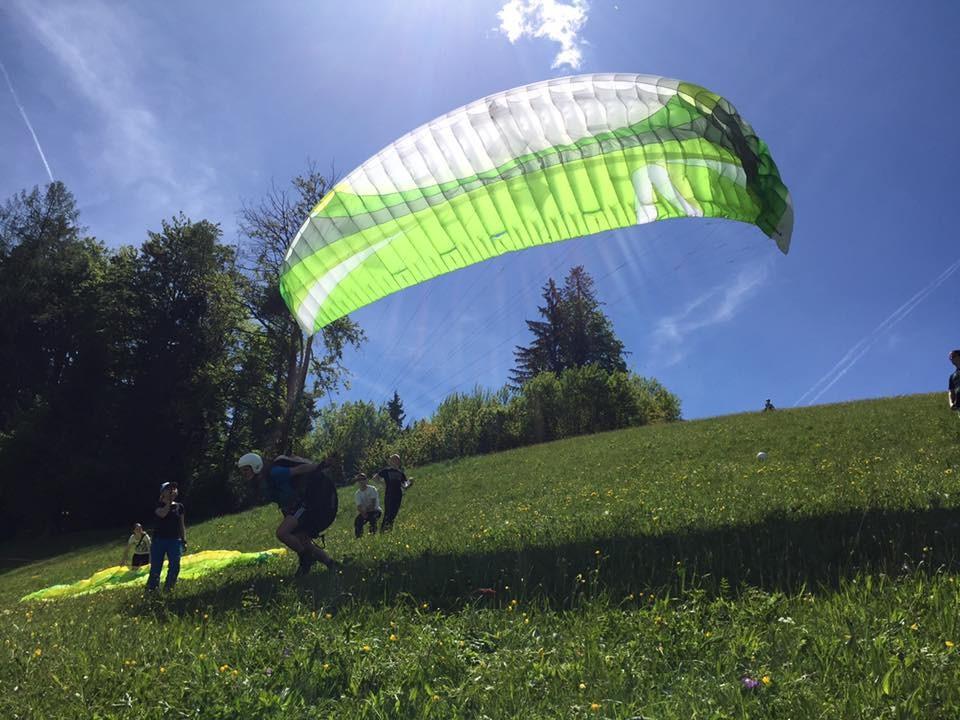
[949,349,960,411]
[146,482,186,591]
[375,454,412,532]
[238,452,340,577]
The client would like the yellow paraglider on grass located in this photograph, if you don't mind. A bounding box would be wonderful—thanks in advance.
[20,548,286,602]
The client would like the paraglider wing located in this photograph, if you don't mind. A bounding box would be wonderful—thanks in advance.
[280,74,793,333]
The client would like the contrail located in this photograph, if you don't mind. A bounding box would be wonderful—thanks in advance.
[0,59,54,182]
[795,256,960,406]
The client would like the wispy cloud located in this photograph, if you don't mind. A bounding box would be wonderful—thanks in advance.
[795,257,960,407]
[497,0,590,69]
[12,0,220,223]
[0,58,54,182]
[650,262,770,367]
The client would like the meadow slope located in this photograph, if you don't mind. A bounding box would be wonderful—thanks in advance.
[2,394,958,718]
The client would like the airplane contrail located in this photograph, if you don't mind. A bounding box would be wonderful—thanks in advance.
[795,256,960,406]
[0,58,54,182]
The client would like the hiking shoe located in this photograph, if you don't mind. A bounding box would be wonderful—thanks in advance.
[294,553,316,578]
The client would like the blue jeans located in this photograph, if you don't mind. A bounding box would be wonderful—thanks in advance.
[147,537,182,590]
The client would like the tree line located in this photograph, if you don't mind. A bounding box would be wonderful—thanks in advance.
[306,266,680,478]
[0,175,362,539]
[0,176,679,540]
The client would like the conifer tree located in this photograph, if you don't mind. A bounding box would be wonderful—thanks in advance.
[511,266,626,385]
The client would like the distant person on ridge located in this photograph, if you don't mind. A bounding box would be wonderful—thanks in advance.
[120,522,151,569]
[237,452,340,577]
[353,473,382,538]
[949,349,960,412]
[375,453,412,532]
[146,482,187,592]
[763,399,776,412]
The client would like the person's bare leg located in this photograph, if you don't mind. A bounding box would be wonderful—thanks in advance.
[276,516,309,554]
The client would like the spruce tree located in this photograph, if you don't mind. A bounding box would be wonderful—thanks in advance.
[511,266,626,385]
[387,390,406,430]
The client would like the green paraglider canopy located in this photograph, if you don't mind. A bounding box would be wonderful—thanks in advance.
[280,73,792,333]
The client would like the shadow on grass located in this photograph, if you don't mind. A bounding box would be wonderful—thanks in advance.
[134,506,960,618]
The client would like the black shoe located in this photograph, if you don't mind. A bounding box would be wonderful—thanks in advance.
[294,553,316,578]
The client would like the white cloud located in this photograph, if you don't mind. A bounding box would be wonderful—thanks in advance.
[12,0,221,223]
[497,0,589,70]
[650,262,769,367]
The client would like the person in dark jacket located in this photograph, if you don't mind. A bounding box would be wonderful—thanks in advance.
[949,349,960,412]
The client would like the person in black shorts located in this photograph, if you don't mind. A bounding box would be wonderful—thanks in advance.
[120,523,151,569]
[949,349,960,412]
[375,454,413,532]
[238,452,340,577]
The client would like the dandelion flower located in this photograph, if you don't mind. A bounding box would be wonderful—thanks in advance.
[947,641,956,649]
[33,648,41,658]
[361,645,371,652]
[761,675,771,686]
[590,702,601,711]
[389,634,398,641]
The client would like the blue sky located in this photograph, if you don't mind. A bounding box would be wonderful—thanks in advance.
[2,0,958,421]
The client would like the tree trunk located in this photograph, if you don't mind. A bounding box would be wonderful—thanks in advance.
[270,329,314,455]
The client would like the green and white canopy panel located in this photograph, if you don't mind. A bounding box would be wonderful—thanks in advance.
[281,73,793,333]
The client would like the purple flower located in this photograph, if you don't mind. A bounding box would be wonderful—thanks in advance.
[741,676,760,689]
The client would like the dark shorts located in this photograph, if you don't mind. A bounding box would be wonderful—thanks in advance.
[292,504,336,539]
[131,553,150,568]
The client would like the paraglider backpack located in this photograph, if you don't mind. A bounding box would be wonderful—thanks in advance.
[272,456,338,521]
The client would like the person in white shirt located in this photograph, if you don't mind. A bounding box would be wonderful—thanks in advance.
[353,473,382,538]
[120,523,151,568]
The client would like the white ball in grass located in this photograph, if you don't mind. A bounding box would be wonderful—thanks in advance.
[756,451,768,462]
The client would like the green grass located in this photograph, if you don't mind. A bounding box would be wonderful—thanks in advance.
[2,394,959,718]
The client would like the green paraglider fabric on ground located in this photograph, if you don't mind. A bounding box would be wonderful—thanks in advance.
[20,548,287,602]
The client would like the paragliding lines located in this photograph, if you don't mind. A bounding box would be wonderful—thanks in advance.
[795,256,960,407]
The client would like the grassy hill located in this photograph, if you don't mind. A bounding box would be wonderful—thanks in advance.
[2,394,958,718]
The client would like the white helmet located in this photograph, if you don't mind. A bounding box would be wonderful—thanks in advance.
[237,452,263,474]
